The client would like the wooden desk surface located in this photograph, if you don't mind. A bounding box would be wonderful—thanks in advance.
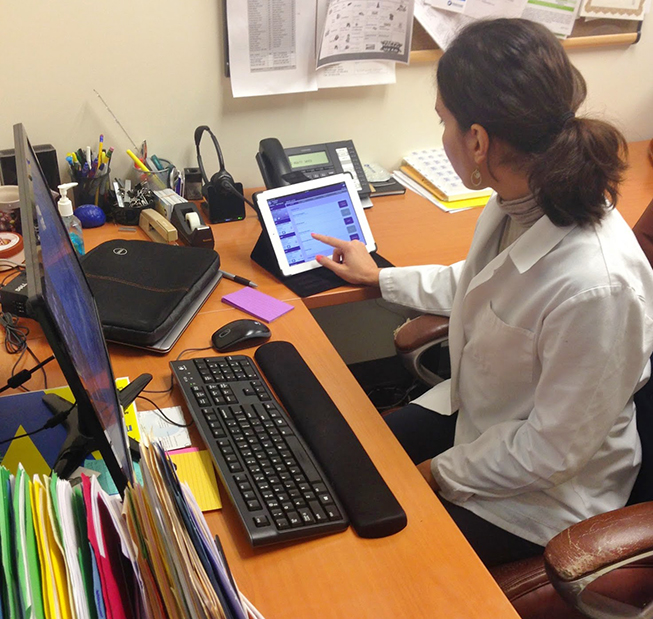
[4,305,518,618]
[2,140,651,618]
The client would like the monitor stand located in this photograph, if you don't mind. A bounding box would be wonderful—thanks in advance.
[44,373,152,479]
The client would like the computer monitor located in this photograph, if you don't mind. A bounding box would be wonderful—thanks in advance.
[14,123,133,493]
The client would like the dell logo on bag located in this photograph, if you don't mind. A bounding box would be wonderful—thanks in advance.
[113,247,128,256]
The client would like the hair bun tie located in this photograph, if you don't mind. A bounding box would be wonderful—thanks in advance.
[561,110,575,125]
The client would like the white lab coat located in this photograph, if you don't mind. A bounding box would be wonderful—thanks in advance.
[379,196,653,545]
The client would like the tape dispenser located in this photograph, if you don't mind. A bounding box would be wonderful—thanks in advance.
[170,203,214,248]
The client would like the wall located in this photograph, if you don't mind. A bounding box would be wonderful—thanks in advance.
[1,1,652,191]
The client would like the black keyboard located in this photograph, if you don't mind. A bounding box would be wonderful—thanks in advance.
[170,355,349,546]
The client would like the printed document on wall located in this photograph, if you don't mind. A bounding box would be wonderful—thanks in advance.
[317,0,415,68]
[521,0,581,37]
[315,0,396,87]
[316,60,396,88]
[414,1,475,50]
[227,0,318,97]
[464,0,529,19]
[579,0,648,19]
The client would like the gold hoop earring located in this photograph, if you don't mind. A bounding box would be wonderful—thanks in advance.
[471,168,482,188]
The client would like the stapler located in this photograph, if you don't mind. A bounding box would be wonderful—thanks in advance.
[170,202,214,248]
[139,208,178,243]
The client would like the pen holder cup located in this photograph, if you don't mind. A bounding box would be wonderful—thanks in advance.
[113,204,148,227]
[73,170,113,215]
[136,159,176,192]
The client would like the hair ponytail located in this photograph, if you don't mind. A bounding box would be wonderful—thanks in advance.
[437,18,628,228]
[529,117,628,227]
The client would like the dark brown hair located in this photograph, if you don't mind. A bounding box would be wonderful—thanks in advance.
[437,18,628,227]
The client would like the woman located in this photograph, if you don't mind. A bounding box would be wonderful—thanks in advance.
[312,18,653,567]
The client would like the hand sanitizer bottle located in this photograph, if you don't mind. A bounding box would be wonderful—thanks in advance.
[57,182,85,256]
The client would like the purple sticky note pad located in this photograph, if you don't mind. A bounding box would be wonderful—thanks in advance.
[221,287,294,322]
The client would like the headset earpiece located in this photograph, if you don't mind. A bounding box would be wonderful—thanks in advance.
[210,170,235,190]
[194,125,245,224]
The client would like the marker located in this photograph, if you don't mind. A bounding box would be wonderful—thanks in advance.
[219,270,257,288]
[151,154,164,170]
[126,149,150,172]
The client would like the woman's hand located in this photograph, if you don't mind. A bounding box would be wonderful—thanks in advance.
[311,233,382,286]
[417,459,440,492]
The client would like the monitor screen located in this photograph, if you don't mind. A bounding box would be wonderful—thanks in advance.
[14,123,133,491]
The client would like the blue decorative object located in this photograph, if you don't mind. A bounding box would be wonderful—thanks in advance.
[74,204,106,228]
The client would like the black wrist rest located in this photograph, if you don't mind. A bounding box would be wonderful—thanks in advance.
[255,341,407,538]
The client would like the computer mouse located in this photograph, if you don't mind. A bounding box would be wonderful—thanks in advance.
[211,318,271,352]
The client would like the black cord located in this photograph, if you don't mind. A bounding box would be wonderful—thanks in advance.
[0,399,75,446]
[0,311,50,391]
[136,394,194,428]
[1,311,30,354]
[222,180,258,213]
[367,378,423,414]
[0,354,55,394]
[143,345,213,395]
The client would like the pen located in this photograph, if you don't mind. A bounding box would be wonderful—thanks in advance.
[98,134,104,169]
[220,270,257,288]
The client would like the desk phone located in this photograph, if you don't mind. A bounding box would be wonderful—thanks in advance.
[256,137,371,198]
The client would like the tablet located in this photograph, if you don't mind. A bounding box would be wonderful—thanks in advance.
[256,174,376,277]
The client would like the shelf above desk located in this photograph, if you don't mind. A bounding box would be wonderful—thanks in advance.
[409,15,643,64]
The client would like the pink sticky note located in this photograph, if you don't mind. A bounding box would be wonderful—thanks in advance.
[221,287,294,322]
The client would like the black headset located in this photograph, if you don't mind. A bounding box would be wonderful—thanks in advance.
[194,125,235,199]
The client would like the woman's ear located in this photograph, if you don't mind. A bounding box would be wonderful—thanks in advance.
[468,123,490,166]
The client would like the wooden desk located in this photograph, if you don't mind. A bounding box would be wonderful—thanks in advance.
[3,303,518,618]
[2,140,651,618]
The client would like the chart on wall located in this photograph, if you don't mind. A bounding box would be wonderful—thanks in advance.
[225,0,415,97]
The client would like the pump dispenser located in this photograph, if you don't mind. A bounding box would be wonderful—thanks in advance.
[57,182,85,255]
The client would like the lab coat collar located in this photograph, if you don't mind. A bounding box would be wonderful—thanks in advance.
[508,215,576,274]
[464,205,576,296]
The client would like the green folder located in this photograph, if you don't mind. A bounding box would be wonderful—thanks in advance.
[13,466,45,619]
[0,467,18,619]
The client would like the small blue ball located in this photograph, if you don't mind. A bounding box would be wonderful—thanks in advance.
[75,204,106,228]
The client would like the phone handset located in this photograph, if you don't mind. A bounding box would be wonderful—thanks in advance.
[257,138,309,189]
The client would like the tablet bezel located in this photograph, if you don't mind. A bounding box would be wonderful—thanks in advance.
[256,174,376,277]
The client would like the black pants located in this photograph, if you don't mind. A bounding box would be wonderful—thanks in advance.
[384,403,544,568]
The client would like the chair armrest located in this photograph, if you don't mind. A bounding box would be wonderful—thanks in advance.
[394,315,450,387]
[546,502,653,581]
[544,502,653,619]
[394,314,450,353]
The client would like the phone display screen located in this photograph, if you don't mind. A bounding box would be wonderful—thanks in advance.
[288,151,330,170]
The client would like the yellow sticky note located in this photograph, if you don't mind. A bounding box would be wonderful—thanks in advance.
[168,450,221,512]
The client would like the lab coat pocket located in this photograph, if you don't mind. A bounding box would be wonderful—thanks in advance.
[466,302,535,385]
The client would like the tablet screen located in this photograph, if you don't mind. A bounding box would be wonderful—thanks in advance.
[257,174,375,277]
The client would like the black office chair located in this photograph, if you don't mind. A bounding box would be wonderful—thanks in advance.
[393,196,653,618]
